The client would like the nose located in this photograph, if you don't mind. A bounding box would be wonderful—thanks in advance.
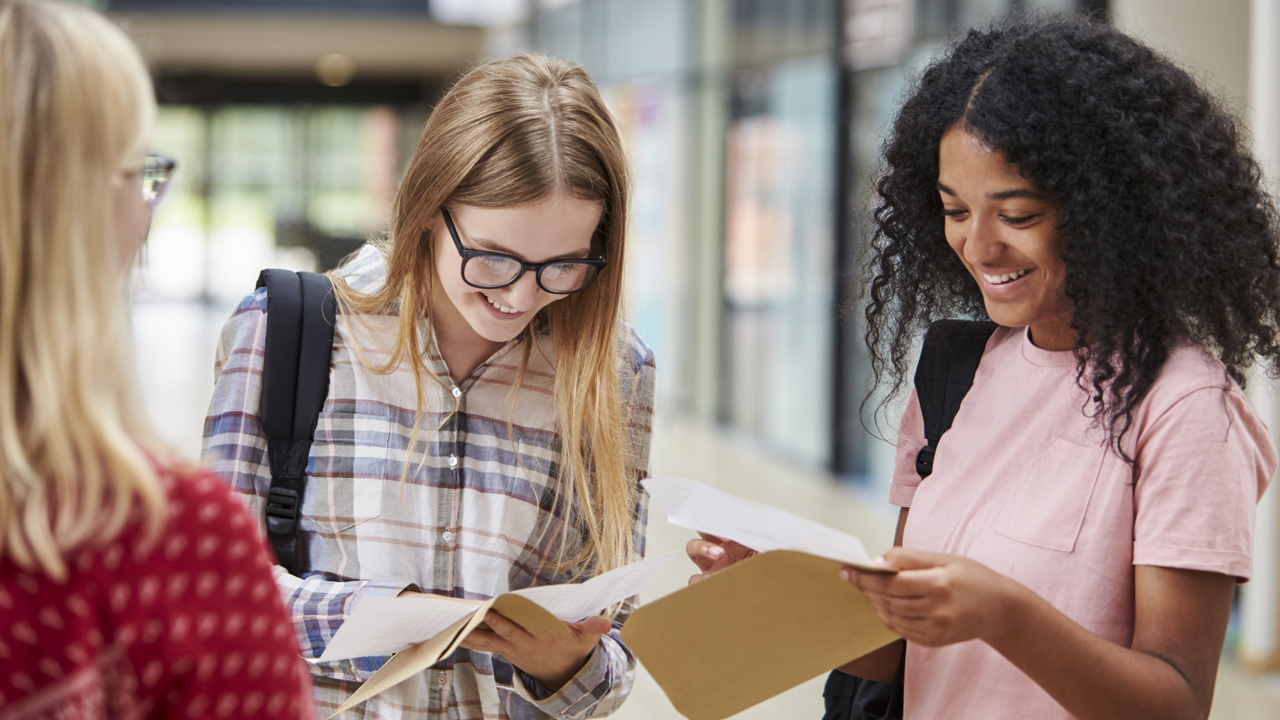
[960,212,1005,268]
[503,271,542,309]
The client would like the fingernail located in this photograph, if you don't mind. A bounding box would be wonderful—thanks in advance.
[840,568,852,582]
[708,546,724,559]
[871,556,886,566]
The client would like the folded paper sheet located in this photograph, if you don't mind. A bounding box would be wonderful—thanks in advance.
[324,550,676,717]
[621,478,899,720]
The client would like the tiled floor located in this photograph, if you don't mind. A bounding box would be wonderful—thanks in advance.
[132,300,1280,719]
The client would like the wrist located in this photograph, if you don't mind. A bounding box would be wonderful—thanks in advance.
[982,574,1034,649]
[527,645,596,691]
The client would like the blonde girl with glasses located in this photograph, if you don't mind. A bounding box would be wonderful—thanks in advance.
[203,53,655,720]
[0,1,316,718]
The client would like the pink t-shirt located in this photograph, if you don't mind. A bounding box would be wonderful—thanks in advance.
[889,326,1276,719]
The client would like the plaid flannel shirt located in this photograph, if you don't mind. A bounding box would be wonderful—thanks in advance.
[201,246,655,720]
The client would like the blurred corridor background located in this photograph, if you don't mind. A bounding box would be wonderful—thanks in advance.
[96,0,1280,716]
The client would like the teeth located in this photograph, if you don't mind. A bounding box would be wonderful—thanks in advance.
[485,295,520,314]
[983,268,1031,285]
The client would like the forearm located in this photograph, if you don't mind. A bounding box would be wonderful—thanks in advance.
[834,639,903,682]
[988,582,1209,720]
[273,566,415,682]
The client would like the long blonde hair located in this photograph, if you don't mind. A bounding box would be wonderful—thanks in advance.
[332,53,637,578]
[0,0,166,581]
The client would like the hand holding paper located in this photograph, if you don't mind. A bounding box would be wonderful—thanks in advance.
[685,532,757,585]
[319,550,675,664]
[621,478,900,720]
[459,609,612,690]
[645,476,892,571]
[320,551,676,717]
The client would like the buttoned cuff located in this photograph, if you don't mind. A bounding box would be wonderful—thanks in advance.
[322,579,420,682]
[349,579,421,610]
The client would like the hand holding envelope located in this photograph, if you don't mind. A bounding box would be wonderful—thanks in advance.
[620,478,900,720]
[685,532,757,584]
[644,476,890,568]
[456,608,614,690]
[317,550,676,717]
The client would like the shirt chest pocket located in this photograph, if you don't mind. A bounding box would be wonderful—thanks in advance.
[993,436,1105,553]
[300,412,391,535]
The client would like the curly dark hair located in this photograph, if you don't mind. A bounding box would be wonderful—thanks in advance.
[863,13,1280,463]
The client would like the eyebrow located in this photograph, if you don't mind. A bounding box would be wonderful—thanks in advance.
[936,181,1045,201]
[469,236,592,261]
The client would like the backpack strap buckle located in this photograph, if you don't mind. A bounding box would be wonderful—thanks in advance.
[265,484,300,535]
[915,444,937,479]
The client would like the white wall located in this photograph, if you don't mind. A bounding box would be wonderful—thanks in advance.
[1242,0,1280,672]
[1110,0,1251,106]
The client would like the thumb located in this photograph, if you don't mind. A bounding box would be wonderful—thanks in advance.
[880,546,950,571]
[571,615,612,637]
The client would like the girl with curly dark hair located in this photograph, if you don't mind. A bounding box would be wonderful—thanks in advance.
[817,12,1280,720]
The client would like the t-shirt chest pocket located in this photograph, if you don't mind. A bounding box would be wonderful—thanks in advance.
[993,436,1106,553]
[300,412,390,535]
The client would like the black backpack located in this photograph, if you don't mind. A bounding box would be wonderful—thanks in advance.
[822,319,998,720]
[256,269,337,577]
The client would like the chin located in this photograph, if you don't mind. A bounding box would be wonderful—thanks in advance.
[981,307,1027,330]
[472,318,529,344]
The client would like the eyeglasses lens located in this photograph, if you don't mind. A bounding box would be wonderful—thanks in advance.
[462,257,598,293]
[540,262,597,293]
[464,255,522,287]
[141,153,176,205]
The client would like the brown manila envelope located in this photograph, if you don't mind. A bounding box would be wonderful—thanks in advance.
[316,550,676,717]
[619,478,899,720]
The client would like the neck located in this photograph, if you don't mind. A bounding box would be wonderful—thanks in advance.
[1028,318,1076,351]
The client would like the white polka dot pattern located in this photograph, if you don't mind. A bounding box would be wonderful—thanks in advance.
[0,467,317,719]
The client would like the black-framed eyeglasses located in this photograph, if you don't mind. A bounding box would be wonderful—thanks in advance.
[141,151,177,205]
[441,207,607,295]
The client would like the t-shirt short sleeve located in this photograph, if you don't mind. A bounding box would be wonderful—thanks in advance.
[889,387,927,508]
[1132,386,1276,581]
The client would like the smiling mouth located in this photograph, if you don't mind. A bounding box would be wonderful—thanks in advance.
[483,293,521,314]
[982,268,1032,285]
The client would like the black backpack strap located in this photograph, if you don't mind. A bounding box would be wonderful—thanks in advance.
[912,319,998,480]
[256,269,336,577]
[823,661,904,720]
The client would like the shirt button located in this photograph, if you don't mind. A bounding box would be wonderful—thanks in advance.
[448,455,458,468]
[442,531,453,543]
[437,673,447,685]
[451,387,462,398]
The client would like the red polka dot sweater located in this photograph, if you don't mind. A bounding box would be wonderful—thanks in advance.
[0,466,316,720]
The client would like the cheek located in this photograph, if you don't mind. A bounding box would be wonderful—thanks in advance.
[114,190,149,264]
[433,239,465,293]
[535,293,566,314]
[943,226,966,263]
[1037,238,1067,289]
[515,290,564,322]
